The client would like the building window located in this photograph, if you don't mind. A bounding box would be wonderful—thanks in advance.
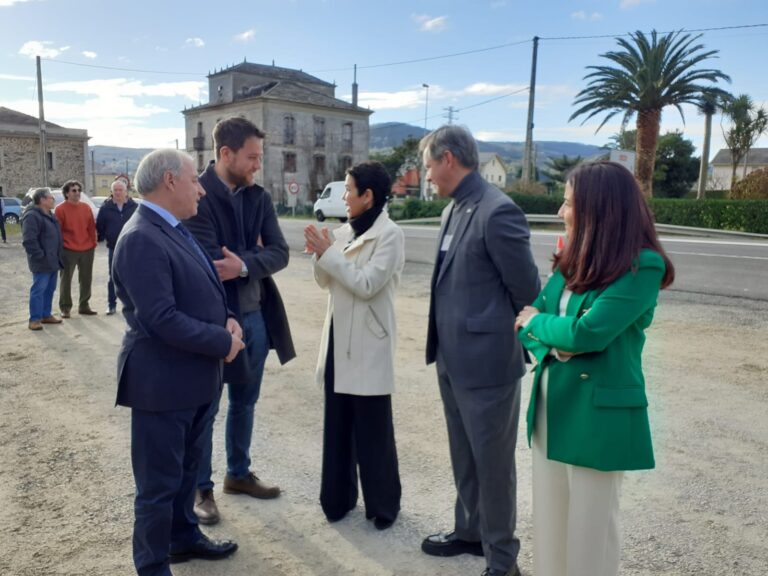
[313,155,326,174]
[46,151,55,171]
[340,156,353,173]
[284,115,295,146]
[342,122,353,152]
[196,122,203,136]
[283,152,297,173]
[314,117,326,147]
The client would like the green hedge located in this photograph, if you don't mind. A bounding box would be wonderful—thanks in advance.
[390,194,768,234]
[649,199,768,234]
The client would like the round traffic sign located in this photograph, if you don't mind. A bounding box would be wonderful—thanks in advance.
[288,181,300,195]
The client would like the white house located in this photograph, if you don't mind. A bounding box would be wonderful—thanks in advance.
[479,152,507,189]
[709,148,768,191]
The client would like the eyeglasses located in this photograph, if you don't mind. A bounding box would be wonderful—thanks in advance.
[70,188,82,193]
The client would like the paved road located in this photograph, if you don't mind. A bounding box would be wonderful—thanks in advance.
[281,219,768,301]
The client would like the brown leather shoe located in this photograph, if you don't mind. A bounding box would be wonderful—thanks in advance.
[194,489,220,525]
[41,315,63,324]
[61,310,71,319]
[223,472,280,499]
[28,321,43,331]
[79,308,98,316]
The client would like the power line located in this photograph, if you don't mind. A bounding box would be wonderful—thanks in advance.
[456,87,530,112]
[40,58,201,76]
[540,22,768,41]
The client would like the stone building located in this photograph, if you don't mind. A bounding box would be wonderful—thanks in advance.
[0,107,89,197]
[182,61,372,206]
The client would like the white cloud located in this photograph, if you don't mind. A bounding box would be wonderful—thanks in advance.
[620,0,655,8]
[81,51,97,59]
[18,40,70,59]
[185,37,205,48]
[463,82,527,96]
[0,73,34,81]
[357,89,424,111]
[46,78,206,102]
[0,0,34,6]
[571,10,603,20]
[233,29,256,43]
[412,14,448,33]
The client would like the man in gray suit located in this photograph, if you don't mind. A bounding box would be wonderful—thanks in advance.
[420,125,540,576]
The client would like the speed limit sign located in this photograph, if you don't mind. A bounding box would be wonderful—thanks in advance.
[288,181,300,195]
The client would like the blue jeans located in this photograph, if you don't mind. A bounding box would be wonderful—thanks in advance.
[197,310,269,490]
[29,271,58,321]
[107,246,117,310]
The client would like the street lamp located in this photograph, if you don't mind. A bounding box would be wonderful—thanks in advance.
[421,83,430,200]
[422,83,430,132]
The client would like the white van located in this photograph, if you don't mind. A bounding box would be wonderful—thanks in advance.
[313,181,347,222]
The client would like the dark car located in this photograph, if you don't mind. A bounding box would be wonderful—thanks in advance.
[2,197,23,224]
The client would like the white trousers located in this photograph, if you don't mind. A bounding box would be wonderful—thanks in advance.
[532,369,624,576]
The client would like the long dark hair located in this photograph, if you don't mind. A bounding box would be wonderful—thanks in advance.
[554,161,674,293]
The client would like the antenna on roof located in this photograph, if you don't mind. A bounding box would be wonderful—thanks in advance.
[272,60,275,66]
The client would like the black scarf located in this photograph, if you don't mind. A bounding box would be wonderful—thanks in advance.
[349,203,384,238]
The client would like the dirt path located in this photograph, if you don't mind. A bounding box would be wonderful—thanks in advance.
[1,235,766,576]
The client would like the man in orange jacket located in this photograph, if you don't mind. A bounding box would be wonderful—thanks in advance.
[55,180,98,317]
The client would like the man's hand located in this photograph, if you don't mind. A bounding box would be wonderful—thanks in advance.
[226,317,243,340]
[225,333,245,363]
[514,305,540,331]
[213,246,243,281]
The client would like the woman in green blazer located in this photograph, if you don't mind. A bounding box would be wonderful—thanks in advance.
[515,161,674,576]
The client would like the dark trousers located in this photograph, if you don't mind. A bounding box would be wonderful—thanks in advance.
[107,246,116,310]
[131,403,212,576]
[320,327,401,522]
[59,247,94,312]
[0,215,6,242]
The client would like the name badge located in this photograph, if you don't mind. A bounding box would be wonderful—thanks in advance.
[441,234,453,251]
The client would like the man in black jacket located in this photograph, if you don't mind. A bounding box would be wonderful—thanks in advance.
[96,179,138,314]
[185,116,295,525]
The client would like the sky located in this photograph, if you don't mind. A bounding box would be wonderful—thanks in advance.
[1,0,767,159]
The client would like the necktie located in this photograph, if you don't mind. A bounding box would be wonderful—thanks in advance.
[175,223,210,269]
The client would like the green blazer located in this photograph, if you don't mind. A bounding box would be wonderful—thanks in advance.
[518,249,665,471]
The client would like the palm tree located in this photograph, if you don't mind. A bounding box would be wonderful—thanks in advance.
[696,91,732,199]
[721,94,768,192]
[570,30,730,198]
[542,155,583,183]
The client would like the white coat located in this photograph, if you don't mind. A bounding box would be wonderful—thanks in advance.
[312,210,405,396]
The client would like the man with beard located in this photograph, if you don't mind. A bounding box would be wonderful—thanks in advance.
[185,117,295,525]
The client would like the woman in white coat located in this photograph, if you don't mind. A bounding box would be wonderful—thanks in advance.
[304,161,405,530]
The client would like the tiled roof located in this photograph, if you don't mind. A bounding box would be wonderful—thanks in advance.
[711,148,768,165]
[209,61,333,87]
[0,106,62,128]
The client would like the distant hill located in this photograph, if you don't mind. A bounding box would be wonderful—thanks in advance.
[370,122,606,167]
[88,145,153,174]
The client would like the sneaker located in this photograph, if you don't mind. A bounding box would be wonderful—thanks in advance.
[41,315,63,324]
[61,311,71,319]
[193,489,220,525]
[106,307,116,316]
[223,472,280,499]
[28,320,43,331]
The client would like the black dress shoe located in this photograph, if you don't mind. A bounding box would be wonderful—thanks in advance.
[421,531,484,557]
[481,565,521,576]
[169,533,238,564]
[374,517,395,530]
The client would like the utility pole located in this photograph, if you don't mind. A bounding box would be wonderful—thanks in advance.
[90,150,96,195]
[421,83,430,200]
[522,36,539,184]
[36,56,49,187]
[443,106,457,124]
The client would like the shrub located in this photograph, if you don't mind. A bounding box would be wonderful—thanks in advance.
[508,193,563,215]
[730,168,768,199]
[649,199,768,234]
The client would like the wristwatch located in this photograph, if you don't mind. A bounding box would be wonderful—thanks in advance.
[239,261,249,278]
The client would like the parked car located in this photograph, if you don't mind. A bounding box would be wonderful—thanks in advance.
[2,197,23,224]
[91,196,109,210]
[23,187,99,220]
[313,181,348,222]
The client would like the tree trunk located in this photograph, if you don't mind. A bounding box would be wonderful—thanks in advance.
[635,109,661,198]
[697,112,713,199]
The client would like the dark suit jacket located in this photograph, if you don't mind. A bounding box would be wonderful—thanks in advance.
[185,165,295,385]
[426,171,540,388]
[113,204,231,412]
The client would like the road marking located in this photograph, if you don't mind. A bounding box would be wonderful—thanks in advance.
[665,251,768,261]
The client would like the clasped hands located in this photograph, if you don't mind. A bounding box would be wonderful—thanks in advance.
[304,224,332,257]
[515,305,576,360]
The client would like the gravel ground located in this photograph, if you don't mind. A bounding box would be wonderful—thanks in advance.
[0,231,766,576]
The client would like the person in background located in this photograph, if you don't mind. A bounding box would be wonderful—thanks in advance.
[113,149,243,575]
[55,180,97,317]
[96,178,138,315]
[515,161,675,576]
[0,194,7,243]
[21,188,63,330]
[304,161,404,530]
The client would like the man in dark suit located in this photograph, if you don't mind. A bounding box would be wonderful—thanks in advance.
[419,125,540,576]
[185,116,295,525]
[113,148,244,576]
